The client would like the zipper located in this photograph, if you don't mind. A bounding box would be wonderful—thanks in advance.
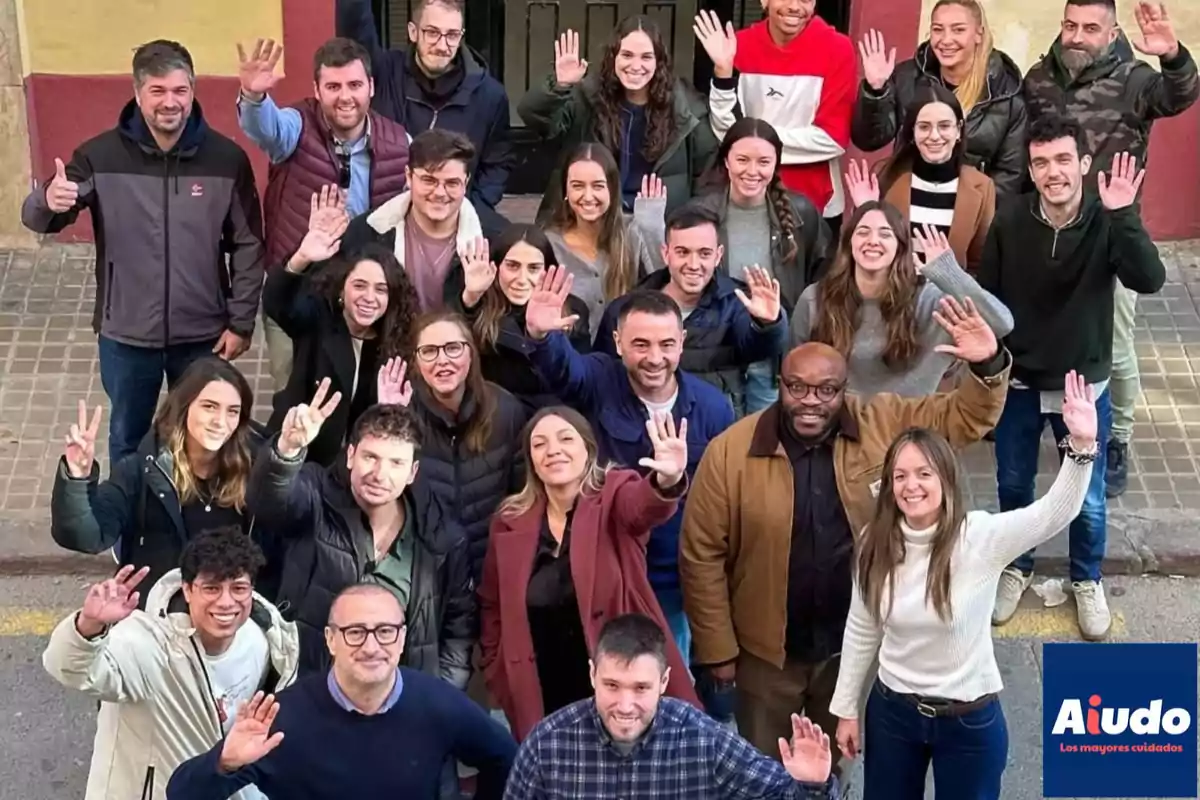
[139,766,155,800]
[189,638,226,735]
[139,459,182,549]
[451,434,460,511]
[162,156,172,347]
[429,109,439,130]
[104,262,116,320]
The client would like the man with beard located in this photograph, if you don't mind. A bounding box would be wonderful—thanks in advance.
[337,0,511,232]
[1024,0,1197,498]
[20,40,264,465]
[680,299,1008,760]
[235,36,411,392]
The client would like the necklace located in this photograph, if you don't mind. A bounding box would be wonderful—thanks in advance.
[409,218,456,267]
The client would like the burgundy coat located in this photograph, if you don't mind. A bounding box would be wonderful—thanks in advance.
[480,469,701,742]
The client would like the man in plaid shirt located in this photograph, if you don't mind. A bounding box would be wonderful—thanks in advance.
[503,614,838,799]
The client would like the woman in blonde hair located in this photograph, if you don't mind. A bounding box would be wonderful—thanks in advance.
[851,0,1027,196]
[479,406,699,742]
[50,357,263,604]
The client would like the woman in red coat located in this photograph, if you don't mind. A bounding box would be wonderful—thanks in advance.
[480,405,701,741]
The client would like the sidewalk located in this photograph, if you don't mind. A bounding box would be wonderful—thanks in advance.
[1,199,1198,573]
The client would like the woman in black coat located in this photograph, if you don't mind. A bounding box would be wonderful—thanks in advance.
[850,0,1026,196]
[448,224,591,414]
[264,235,418,467]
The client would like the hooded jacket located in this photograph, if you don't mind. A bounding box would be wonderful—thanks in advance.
[852,44,1028,196]
[21,100,265,346]
[42,569,299,800]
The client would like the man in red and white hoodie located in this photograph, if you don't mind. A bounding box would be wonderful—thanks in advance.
[696,1,856,234]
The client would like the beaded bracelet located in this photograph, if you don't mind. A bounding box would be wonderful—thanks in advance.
[1058,436,1099,464]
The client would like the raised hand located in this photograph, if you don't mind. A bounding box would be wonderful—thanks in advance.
[637,173,667,202]
[524,266,581,340]
[780,714,833,784]
[1062,370,1099,451]
[1097,152,1146,211]
[64,400,103,479]
[734,266,782,323]
[835,717,861,761]
[554,30,588,86]
[858,29,896,91]
[376,357,413,407]
[844,159,880,209]
[277,378,342,458]
[236,39,284,99]
[218,692,285,774]
[1131,2,1178,59]
[638,412,689,489]
[693,10,738,79]
[308,185,349,236]
[911,224,952,271]
[45,158,80,213]
[933,296,997,364]
[460,236,496,306]
[78,565,152,634]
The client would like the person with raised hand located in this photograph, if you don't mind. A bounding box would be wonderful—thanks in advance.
[851,1,1027,197]
[981,117,1167,641]
[44,528,298,800]
[830,372,1098,799]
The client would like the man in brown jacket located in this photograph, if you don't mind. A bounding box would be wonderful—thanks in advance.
[680,297,1010,762]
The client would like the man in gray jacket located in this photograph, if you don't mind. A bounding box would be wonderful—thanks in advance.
[21,40,265,464]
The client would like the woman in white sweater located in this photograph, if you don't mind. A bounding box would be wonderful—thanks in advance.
[830,370,1098,798]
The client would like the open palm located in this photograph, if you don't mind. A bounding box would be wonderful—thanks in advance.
[524,266,581,339]
[1097,152,1146,211]
[638,412,689,488]
[1062,370,1098,447]
[80,565,151,626]
[219,693,285,773]
[1131,2,1178,58]
[236,39,284,96]
[780,715,833,784]
[933,296,997,364]
[734,266,781,323]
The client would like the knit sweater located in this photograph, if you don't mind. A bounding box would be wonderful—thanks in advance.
[829,456,1093,719]
[791,249,1014,396]
[907,157,959,238]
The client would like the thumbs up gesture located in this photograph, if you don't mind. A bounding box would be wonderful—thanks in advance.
[46,158,79,213]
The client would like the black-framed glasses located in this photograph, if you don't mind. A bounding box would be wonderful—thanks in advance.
[781,380,845,402]
[328,623,405,647]
[415,341,470,362]
[419,26,464,46]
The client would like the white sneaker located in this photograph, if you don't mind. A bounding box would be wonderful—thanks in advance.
[992,567,1033,625]
[1073,580,1112,640]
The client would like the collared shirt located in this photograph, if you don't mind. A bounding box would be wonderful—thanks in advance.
[327,668,404,714]
[504,696,836,800]
[364,493,417,610]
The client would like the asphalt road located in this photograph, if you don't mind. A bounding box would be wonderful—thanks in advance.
[2,572,1198,800]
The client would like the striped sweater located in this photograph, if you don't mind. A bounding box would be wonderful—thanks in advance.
[907,156,960,237]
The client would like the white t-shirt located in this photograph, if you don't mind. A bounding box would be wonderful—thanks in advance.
[202,622,270,735]
[639,389,678,420]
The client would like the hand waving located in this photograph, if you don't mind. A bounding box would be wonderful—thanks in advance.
[79,565,152,631]
[45,158,80,213]
[277,378,342,458]
[911,224,952,272]
[844,159,880,209]
[932,296,998,364]
[236,39,284,99]
[1130,2,1179,59]
[460,236,496,305]
[693,10,738,79]
[554,30,588,86]
[1062,370,1098,451]
[1097,152,1146,211]
[376,358,413,407]
[780,714,833,784]
[64,400,103,479]
[734,266,782,323]
[291,186,349,268]
[524,266,581,340]
[859,29,897,91]
[637,173,667,202]
[218,692,285,774]
[638,412,689,489]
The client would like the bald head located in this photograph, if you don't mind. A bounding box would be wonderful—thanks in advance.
[783,342,848,381]
[328,583,405,626]
[779,341,849,439]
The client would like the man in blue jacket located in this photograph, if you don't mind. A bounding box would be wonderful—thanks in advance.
[524,269,736,663]
[336,0,511,233]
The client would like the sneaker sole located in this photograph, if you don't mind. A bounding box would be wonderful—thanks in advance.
[1080,623,1112,641]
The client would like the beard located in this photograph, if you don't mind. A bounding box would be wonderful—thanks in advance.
[1060,42,1108,77]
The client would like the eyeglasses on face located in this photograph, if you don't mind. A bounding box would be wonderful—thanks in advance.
[414,172,466,195]
[328,623,405,647]
[415,341,470,362]
[781,380,845,401]
[420,26,464,46]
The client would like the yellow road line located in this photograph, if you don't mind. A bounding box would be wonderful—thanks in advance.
[0,608,72,636]
[992,604,1126,639]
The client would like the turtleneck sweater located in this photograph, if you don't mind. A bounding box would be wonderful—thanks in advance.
[829,456,1093,718]
[908,156,960,238]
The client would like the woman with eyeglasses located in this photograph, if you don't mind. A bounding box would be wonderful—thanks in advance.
[791,200,1012,397]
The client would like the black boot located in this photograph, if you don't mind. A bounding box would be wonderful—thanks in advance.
[1105,439,1129,498]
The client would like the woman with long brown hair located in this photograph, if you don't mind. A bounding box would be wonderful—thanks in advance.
[519,15,718,220]
[50,357,263,604]
[829,373,1099,798]
[479,406,700,742]
[791,200,1011,397]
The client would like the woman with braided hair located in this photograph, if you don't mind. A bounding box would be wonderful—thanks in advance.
[693,117,832,413]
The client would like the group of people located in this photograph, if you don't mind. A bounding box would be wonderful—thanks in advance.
[23,0,1197,798]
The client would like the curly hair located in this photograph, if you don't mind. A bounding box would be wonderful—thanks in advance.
[811,201,921,370]
[312,242,419,360]
[592,15,678,163]
[179,525,266,585]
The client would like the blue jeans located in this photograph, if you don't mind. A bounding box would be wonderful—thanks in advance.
[994,385,1111,582]
[864,680,1008,800]
[98,336,220,464]
[743,360,779,415]
[653,586,691,666]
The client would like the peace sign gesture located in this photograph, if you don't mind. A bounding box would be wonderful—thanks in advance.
[554,30,588,86]
[376,358,414,407]
[277,378,342,458]
[1062,370,1098,451]
[911,223,952,271]
[217,692,286,774]
[734,266,782,323]
[236,39,284,100]
[638,412,689,489]
[64,400,103,479]
[524,266,582,340]
[1097,152,1146,211]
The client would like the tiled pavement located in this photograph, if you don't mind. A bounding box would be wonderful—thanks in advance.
[1,202,1198,561]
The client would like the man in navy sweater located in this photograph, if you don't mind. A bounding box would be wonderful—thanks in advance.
[167,584,515,799]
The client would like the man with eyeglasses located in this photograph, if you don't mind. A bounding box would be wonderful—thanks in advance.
[167,583,516,800]
[336,0,512,228]
[234,35,411,393]
[680,298,1009,764]
[43,527,298,800]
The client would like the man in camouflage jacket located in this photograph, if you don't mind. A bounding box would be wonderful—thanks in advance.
[1023,0,1198,499]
